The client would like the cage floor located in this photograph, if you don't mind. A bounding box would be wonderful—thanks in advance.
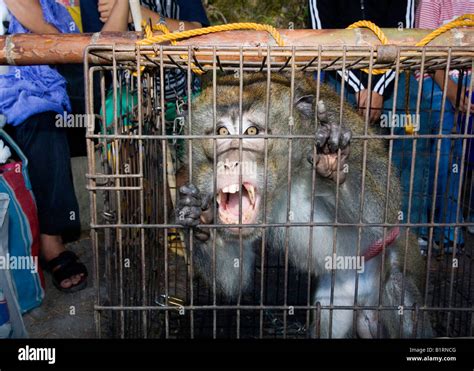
[155,241,311,339]
[427,235,474,337]
[148,233,473,339]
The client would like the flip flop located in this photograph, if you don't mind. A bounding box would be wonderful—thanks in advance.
[46,251,88,293]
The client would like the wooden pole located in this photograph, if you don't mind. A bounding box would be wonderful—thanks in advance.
[1,29,473,65]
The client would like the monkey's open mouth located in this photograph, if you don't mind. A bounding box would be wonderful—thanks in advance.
[216,182,258,225]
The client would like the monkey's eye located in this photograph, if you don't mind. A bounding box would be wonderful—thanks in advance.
[245,126,259,135]
[217,127,229,135]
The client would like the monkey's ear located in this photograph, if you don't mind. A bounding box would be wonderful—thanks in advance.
[295,94,315,117]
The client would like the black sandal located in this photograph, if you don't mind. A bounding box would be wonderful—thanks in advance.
[46,251,88,293]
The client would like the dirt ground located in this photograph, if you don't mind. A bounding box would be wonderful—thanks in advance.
[22,236,96,338]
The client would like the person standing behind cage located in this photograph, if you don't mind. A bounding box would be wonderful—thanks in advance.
[413,0,474,252]
[309,0,472,252]
[308,0,416,123]
[0,0,87,292]
[82,0,209,107]
[81,0,209,170]
[307,0,440,250]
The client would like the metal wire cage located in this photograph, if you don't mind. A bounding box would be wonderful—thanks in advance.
[84,44,474,339]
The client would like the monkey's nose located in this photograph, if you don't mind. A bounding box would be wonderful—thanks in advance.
[224,161,239,170]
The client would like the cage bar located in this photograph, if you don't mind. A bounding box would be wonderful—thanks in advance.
[84,44,474,338]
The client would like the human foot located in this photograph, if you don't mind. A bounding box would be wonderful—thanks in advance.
[41,234,87,292]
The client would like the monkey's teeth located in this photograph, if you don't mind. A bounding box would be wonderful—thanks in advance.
[244,184,256,206]
[222,184,240,194]
[217,191,229,208]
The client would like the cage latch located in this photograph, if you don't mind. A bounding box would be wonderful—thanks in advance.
[156,294,184,308]
[376,45,398,65]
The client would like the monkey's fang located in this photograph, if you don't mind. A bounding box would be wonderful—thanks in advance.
[216,183,258,225]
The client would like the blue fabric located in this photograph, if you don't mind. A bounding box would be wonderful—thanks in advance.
[383,73,432,238]
[176,0,210,26]
[324,71,466,244]
[0,0,78,126]
[457,76,473,223]
[80,0,104,32]
[0,130,44,313]
[458,77,473,170]
[384,73,465,245]
[0,173,44,313]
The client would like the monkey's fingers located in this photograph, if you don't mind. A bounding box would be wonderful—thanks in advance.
[327,124,342,152]
[314,154,333,178]
[201,193,212,211]
[179,183,201,198]
[199,194,214,224]
[178,184,203,208]
[327,124,351,153]
[194,228,211,242]
[177,194,202,208]
[313,152,349,184]
[317,100,329,125]
[315,125,330,148]
[176,206,202,227]
[340,127,352,149]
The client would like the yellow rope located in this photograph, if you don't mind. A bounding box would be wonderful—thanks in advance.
[135,15,474,76]
[347,15,473,133]
[455,14,474,21]
[138,22,284,74]
[346,20,389,75]
[347,20,389,45]
[415,14,474,46]
[141,20,209,74]
[346,14,474,75]
[138,22,285,47]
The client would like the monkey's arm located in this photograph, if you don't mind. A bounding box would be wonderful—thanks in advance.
[176,183,212,242]
[308,100,352,184]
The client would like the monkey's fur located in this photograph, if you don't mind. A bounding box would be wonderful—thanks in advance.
[177,73,433,338]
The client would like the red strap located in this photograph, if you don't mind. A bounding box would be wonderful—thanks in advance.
[1,161,44,287]
[362,227,400,262]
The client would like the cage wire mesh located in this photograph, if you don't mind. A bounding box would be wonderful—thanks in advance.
[85,44,474,339]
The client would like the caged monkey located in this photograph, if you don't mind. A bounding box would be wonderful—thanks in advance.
[176,72,433,338]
